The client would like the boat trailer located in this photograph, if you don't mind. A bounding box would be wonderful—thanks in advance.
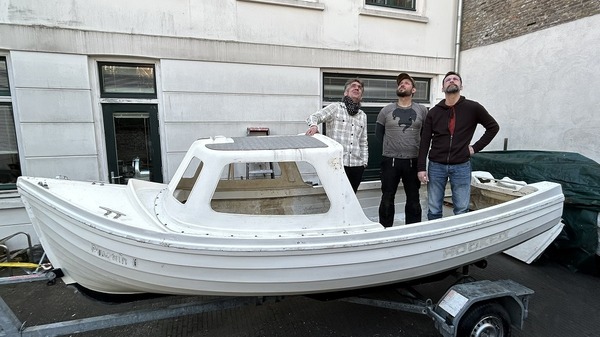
[1,265,533,337]
[1,233,533,337]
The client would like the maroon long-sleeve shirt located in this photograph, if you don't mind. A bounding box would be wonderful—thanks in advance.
[417,96,499,171]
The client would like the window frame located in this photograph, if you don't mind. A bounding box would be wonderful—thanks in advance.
[0,56,10,97]
[322,73,430,104]
[98,62,157,99]
[0,56,20,191]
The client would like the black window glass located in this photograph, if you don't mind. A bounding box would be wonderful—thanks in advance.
[0,103,21,189]
[0,57,10,96]
[323,73,430,104]
[366,0,416,11]
[99,63,156,98]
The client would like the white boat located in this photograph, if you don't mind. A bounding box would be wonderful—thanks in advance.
[17,134,564,296]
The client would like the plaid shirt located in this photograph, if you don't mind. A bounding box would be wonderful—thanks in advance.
[306,102,368,167]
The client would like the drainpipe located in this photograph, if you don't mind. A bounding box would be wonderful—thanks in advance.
[454,0,464,72]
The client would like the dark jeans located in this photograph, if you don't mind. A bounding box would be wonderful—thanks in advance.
[378,157,422,227]
[344,166,365,193]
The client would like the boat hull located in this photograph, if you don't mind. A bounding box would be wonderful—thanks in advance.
[18,177,564,296]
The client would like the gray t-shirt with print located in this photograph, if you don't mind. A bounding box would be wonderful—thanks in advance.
[376,102,428,159]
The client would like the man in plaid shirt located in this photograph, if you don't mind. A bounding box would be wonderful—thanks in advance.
[305,78,368,193]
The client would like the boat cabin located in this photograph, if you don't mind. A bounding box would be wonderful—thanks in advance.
[154,134,379,235]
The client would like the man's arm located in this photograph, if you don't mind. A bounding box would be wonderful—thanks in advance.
[306,103,336,127]
[375,106,388,144]
[471,104,500,153]
[375,123,385,143]
[360,113,369,166]
[305,103,336,136]
[417,109,433,172]
[417,105,432,183]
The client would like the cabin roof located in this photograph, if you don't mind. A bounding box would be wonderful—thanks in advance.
[205,135,329,152]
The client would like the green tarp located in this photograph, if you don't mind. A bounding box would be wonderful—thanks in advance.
[471,150,600,275]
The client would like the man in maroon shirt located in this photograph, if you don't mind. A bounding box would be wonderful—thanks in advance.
[417,71,499,220]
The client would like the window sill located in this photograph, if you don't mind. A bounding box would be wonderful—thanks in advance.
[99,98,159,104]
[359,7,428,23]
[237,0,325,11]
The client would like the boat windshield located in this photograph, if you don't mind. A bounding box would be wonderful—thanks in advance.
[171,155,331,215]
[210,160,331,215]
[172,156,203,204]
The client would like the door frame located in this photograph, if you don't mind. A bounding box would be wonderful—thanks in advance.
[102,103,163,184]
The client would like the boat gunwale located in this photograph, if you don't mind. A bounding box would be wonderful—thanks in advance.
[17,175,565,253]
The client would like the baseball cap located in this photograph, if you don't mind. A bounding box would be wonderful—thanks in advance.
[396,73,415,86]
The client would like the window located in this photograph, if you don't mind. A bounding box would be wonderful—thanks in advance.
[0,57,20,190]
[173,157,204,204]
[323,73,430,104]
[98,62,157,99]
[366,0,415,11]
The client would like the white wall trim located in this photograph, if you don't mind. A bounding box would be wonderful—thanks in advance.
[359,7,428,23]
[237,0,325,11]
[0,24,451,74]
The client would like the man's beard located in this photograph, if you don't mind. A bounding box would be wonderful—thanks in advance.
[396,89,412,97]
[444,84,460,94]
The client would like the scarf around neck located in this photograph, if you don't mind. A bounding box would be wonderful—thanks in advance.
[342,96,361,116]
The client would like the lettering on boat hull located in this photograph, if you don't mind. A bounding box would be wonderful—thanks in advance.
[91,243,137,267]
[443,230,509,258]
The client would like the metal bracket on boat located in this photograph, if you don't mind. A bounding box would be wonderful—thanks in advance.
[37,181,49,189]
[99,206,126,219]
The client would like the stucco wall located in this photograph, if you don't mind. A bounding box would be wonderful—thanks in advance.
[459,14,600,163]
[0,1,462,184]
[7,53,324,183]
[11,51,102,181]
[0,0,457,60]
[160,60,321,180]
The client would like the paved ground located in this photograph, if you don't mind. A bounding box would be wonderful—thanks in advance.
[1,253,599,337]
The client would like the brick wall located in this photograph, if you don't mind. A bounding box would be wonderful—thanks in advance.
[461,0,600,50]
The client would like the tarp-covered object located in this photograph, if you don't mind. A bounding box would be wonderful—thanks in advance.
[472,151,600,210]
[471,151,600,275]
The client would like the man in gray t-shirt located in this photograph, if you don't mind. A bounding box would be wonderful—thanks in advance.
[375,73,428,227]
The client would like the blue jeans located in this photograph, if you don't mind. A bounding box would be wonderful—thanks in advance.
[426,161,471,220]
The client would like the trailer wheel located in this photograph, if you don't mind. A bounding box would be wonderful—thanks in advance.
[457,302,511,337]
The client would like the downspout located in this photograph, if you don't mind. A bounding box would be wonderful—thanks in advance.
[454,0,464,72]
